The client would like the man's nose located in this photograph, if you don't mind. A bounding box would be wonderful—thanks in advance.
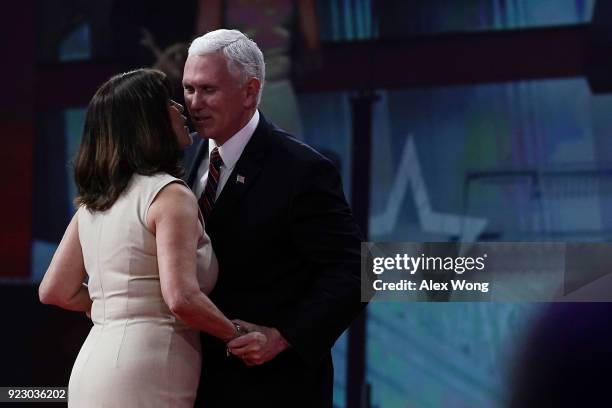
[188,92,205,110]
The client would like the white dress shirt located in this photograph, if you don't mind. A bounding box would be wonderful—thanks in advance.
[193,110,260,199]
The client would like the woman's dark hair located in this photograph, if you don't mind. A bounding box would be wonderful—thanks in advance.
[74,68,184,211]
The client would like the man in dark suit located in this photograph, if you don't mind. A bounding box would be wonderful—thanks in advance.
[183,29,364,407]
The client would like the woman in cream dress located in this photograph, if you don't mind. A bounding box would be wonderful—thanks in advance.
[39,69,241,407]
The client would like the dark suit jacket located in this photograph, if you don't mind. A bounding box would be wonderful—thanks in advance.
[187,113,364,407]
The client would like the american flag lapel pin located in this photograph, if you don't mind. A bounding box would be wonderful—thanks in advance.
[236,174,246,184]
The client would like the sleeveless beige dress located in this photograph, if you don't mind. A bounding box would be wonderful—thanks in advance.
[68,173,217,407]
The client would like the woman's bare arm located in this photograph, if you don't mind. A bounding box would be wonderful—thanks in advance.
[148,182,236,341]
[39,213,92,313]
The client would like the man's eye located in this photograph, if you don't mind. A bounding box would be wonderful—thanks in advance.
[183,86,194,93]
[204,87,215,94]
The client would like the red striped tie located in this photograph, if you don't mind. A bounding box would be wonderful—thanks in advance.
[199,147,224,224]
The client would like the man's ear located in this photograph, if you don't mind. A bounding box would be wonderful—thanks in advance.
[243,78,261,109]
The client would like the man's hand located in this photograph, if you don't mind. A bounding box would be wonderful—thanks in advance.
[227,319,290,366]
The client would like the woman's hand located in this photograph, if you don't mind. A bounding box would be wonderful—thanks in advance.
[226,319,290,366]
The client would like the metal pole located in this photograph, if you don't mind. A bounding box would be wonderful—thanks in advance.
[347,91,378,408]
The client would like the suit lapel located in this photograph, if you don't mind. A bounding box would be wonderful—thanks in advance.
[208,114,271,225]
[186,134,209,188]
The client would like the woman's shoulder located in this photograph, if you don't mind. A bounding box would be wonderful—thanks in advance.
[129,172,190,205]
[132,172,184,184]
[139,173,195,229]
[146,176,198,227]
[130,172,186,194]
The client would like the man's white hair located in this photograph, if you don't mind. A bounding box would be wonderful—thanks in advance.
[188,29,265,105]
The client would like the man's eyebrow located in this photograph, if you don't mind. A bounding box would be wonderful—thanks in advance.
[183,81,216,88]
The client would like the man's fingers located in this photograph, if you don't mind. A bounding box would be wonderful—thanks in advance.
[229,339,262,355]
[227,332,262,348]
[241,354,265,366]
[243,359,258,367]
[230,345,259,357]
[225,321,280,367]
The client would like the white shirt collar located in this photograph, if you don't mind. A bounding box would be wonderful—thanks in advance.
[209,110,259,170]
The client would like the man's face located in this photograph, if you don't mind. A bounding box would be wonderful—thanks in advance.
[183,52,252,145]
